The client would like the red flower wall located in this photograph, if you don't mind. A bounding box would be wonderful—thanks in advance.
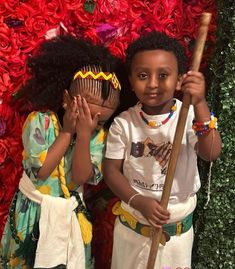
[0,1,216,268]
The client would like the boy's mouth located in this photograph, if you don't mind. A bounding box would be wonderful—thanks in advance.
[145,92,160,98]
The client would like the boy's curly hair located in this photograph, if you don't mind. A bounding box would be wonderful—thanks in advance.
[20,35,121,112]
[126,31,188,75]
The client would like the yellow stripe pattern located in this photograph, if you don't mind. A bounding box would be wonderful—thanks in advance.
[73,70,121,91]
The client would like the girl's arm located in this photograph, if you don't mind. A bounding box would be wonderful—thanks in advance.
[71,96,100,184]
[72,132,93,184]
[37,132,72,179]
[37,98,78,180]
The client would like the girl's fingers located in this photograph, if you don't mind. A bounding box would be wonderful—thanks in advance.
[71,97,77,113]
[77,95,84,116]
[81,97,91,116]
[64,90,72,105]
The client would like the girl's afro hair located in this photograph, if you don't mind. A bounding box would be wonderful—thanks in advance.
[20,35,121,112]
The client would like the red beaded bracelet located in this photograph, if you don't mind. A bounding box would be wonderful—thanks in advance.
[192,113,218,136]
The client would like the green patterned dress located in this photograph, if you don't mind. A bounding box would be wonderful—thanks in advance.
[0,111,106,269]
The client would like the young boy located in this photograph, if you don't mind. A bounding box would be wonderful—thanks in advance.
[104,31,221,269]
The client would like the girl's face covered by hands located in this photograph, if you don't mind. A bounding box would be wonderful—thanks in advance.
[63,88,116,133]
[87,102,115,130]
[76,94,115,133]
[67,66,119,132]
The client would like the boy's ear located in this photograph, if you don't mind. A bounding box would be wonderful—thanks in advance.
[63,90,72,109]
[175,74,183,91]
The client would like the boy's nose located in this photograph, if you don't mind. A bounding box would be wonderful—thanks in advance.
[148,75,158,89]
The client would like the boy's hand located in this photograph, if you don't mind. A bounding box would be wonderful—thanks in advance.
[133,195,170,228]
[181,71,206,106]
[76,95,100,137]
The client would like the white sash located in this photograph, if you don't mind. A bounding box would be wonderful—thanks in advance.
[19,172,85,269]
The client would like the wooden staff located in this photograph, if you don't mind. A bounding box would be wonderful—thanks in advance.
[146,12,212,269]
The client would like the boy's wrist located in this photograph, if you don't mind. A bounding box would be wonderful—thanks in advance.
[193,99,211,121]
[193,99,208,110]
[127,193,142,207]
[128,193,144,211]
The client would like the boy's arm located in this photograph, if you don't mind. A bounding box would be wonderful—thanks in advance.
[104,158,138,204]
[193,100,222,161]
[104,158,170,227]
[181,71,222,161]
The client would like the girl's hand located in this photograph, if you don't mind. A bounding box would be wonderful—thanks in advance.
[62,97,78,134]
[181,71,206,107]
[76,95,100,137]
[133,195,170,228]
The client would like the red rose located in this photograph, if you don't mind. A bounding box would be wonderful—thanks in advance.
[0,2,8,17]
[0,72,11,94]
[0,103,24,139]
[64,0,83,11]
[0,140,8,165]
[25,15,49,37]
[108,36,131,59]
[41,0,66,25]
[3,0,19,9]
[0,18,19,58]
[98,0,128,16]
[83,28,99,44]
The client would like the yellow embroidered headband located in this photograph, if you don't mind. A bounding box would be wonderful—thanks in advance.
[73,70,121,91]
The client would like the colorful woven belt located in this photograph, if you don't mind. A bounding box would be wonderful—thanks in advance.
[113,201,193,238]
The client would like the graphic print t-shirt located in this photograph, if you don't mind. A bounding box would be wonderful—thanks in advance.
[105,99,200,213]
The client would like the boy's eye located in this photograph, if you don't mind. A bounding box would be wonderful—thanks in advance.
[159,73,168,79]
[137,73,148,80]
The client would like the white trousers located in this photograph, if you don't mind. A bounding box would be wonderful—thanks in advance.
[111,197,196,269]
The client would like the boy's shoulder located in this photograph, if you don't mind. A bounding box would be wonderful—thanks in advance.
[114,104,138,122]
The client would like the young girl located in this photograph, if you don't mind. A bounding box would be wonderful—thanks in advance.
[0,35,121,269]
[104,31,221,269]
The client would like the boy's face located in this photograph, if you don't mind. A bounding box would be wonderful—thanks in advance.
[129,49,182,114]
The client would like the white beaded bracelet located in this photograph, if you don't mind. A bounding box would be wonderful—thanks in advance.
[127,193,142,207]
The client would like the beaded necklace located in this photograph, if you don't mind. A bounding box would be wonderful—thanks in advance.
[139,100,177,128]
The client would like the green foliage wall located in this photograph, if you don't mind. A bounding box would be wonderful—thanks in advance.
[192,1,235,268]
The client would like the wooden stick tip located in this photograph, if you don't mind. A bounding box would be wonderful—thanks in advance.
[200,12,212,26]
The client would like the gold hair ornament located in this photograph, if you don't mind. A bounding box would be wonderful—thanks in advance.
[73,70,121,91]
